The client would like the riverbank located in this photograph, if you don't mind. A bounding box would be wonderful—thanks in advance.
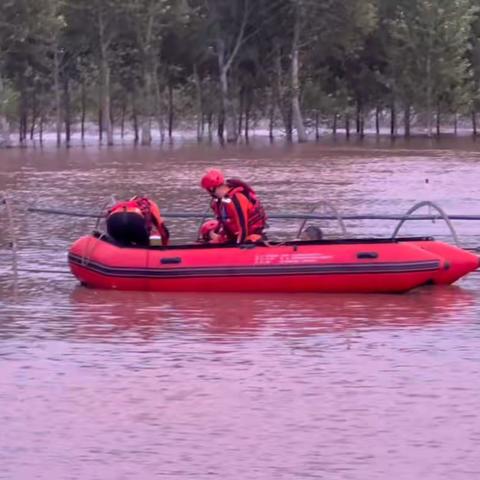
[2,119,480,150]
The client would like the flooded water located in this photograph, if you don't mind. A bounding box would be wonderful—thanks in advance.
[1,138,480,479]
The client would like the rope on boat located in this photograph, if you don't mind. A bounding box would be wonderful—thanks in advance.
[21,206,472,220]
[25,206,480,222]
[94,196,117,231]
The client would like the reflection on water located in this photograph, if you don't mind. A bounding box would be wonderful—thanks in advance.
[66,285,476,342]
[1,141,480,479]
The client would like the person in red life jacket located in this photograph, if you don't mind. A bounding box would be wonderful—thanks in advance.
[106,196,169,246]
[200,169,267,244]
[197,219,228,244]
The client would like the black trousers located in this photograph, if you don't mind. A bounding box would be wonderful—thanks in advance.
[106,212,149,246]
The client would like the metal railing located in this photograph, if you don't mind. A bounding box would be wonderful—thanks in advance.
[391,201,460,245]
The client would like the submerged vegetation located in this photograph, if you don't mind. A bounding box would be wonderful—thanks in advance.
[0,0,479,147]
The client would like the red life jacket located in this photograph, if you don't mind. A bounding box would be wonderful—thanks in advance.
[134,197,155,233]
[108,197,155,234]
[211,179,267,237]
[226,178,267,233]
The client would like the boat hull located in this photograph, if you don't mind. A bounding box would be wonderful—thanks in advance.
[409,240,479,285]
[68,235,479,293]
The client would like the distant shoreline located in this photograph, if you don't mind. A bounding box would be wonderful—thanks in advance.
[2,125,480,150]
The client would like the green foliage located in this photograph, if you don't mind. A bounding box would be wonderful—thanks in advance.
[0,0,478,142]
[386,0,476,110]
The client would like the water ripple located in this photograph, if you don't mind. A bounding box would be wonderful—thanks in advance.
[1,142,480,480]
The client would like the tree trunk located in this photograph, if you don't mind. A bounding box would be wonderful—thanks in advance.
[208,112,213,141]
[404,104,411,138]
[269,98,275,142]
[0,115,10,148]
[39,115,44,146]
[215,36,238,143]
[19,111,27,145]
[0,77,11,147]
[64,77,71,147]
[472,110,477,136]
[219,66,237,143]
[274,45,290,140]
[215,0,250,146]
[30,90,37,141]
[436,107,440,137]
[426,56,433,137]
[54,48,62,147]
[22,111,28,144]
[217,107,225,142]
[133,113,139,145]
[359,109,365,139]
[356,101,361,134]
[238,87,244,137]
[98,9,113,146]
[168,80,174,140]
[18,85,27,146]
[375,106,380,135]
[245,88,251,143]
[141,68,153,146]
[315,111,320,140]
[132,92,139,145]
[285,106,293,142]
[454,112,458,135]
[193,65,204,142]
[98,104,103,143]
[390,101,396,138]
[212,0,250,143]
[153,66,165,143]
[333,113,337,136]
[110,102,114,139]
[81,81,86,142]
[345,114,350,139]
[120,100,126,139]
[291,6,307,143]
[101,57,113,146]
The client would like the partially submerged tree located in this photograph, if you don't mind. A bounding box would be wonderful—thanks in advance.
[0,0,479,147]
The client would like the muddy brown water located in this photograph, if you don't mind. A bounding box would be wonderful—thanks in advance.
[1,138,480,479]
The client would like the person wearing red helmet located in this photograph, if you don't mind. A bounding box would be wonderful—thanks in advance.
[106,196,169,247]
[200,169,267,244]
[197,219,227,244]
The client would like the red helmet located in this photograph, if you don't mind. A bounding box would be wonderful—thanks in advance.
[200,169,224,191]
[199,219,220,237]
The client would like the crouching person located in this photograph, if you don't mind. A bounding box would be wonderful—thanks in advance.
[200,168,267,244]
[197,220,227,244]
[106,196,169,247]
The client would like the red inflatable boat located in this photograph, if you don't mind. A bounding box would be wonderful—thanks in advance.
[68,233,479,293]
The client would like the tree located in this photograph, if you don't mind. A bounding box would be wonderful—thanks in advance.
[387,0,476,136]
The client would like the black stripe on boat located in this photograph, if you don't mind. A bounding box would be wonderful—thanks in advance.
[69,253,440,279]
